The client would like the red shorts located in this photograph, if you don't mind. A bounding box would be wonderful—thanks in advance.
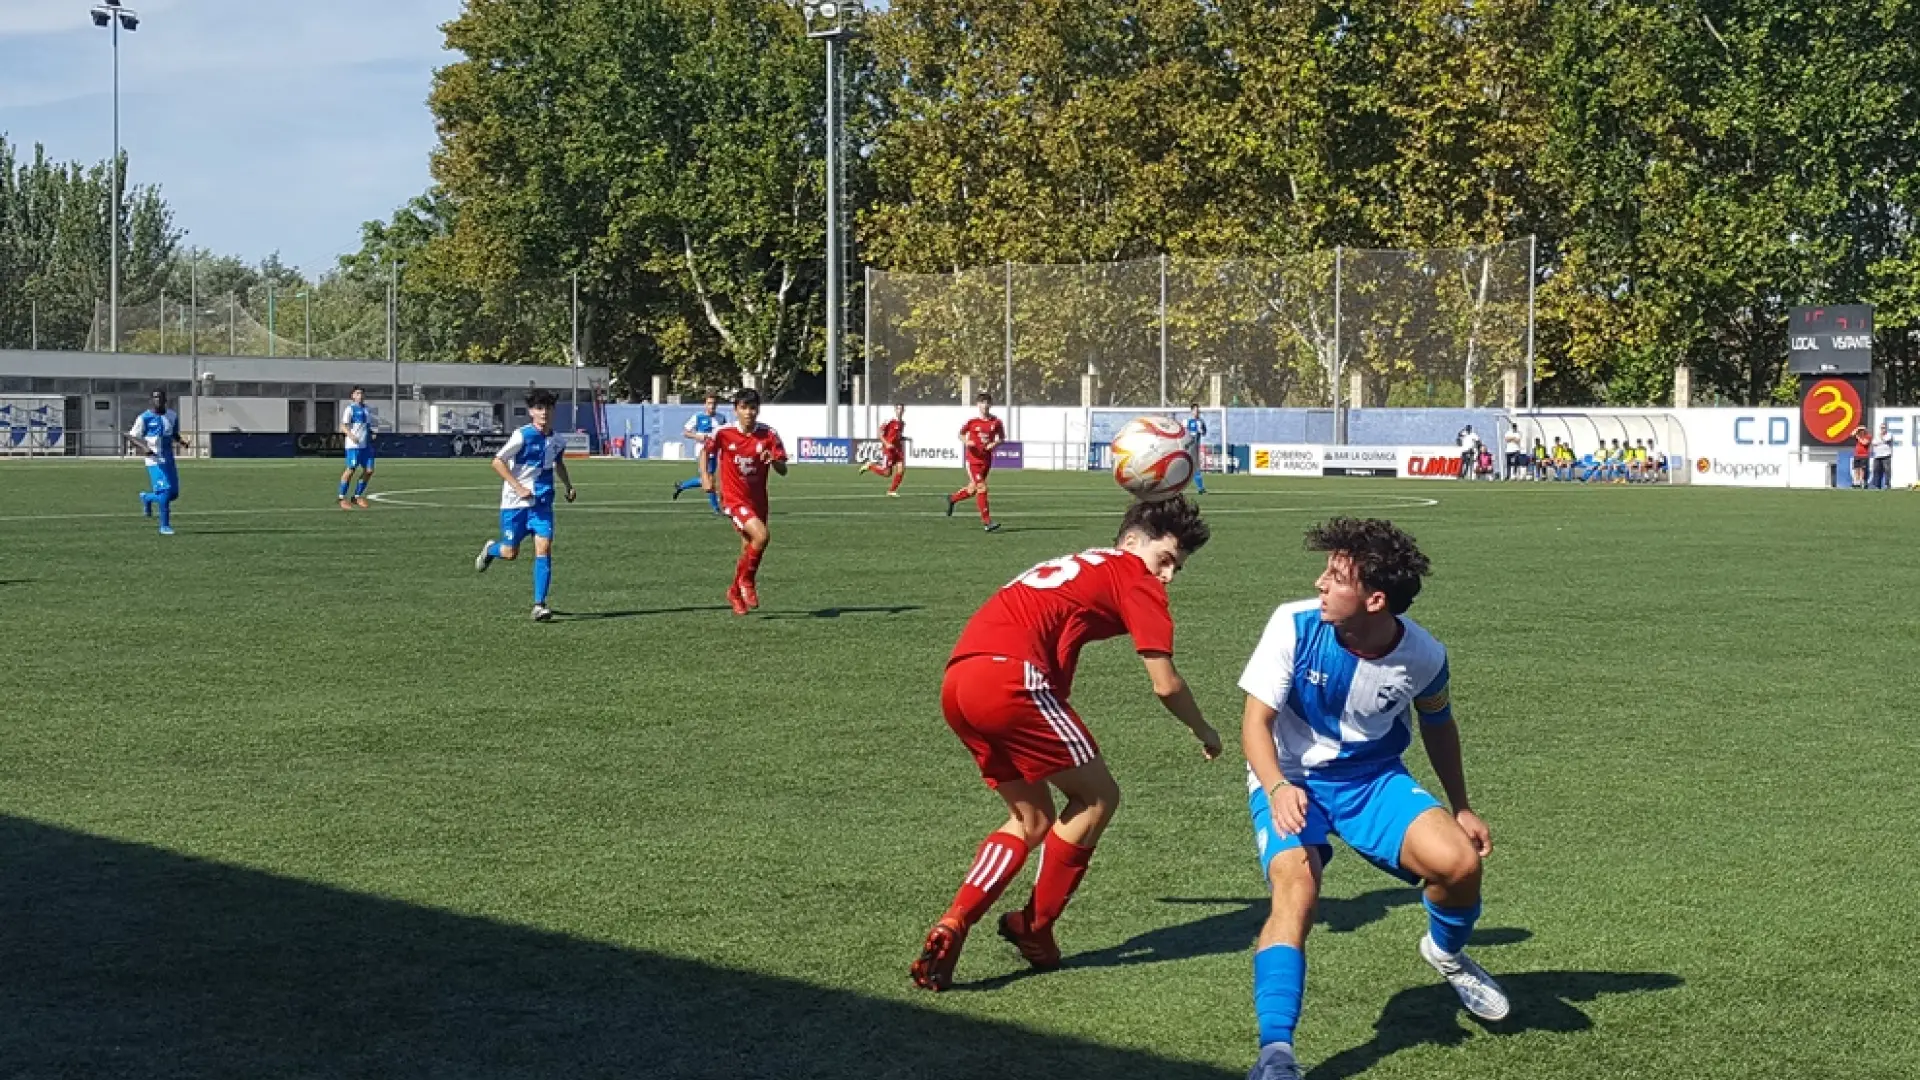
[724,497,768,534]
[965,454,993,485]
[941,655,1098,787]
[880,447,904,469]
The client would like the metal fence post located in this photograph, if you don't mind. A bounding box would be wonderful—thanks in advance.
[1526,234,1537,412]
[1003,260,1013,412]
[863,265,873,436]
[1333,246,1343,441]
[1159,254,1169,407]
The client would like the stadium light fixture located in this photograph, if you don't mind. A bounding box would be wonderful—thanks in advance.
[797,0,862,435]
[90,0,140,352]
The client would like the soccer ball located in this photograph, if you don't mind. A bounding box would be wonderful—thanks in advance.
[1110,416,1194,501]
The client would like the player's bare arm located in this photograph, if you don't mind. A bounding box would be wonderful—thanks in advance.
[1418,717,1490,856]
[492,455,531,500]
[1242,694,1307,834]
[1141,653,1221,759]
[556,458,577,502]
[763,445,788,476]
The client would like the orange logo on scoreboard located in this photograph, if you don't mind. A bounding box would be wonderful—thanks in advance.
[1800,378,1863,444]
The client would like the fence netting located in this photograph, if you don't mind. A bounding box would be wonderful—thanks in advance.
[867,240,1533,409]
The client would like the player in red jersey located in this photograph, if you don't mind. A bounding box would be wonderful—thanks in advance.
[858,402,907,496]
[699,387,788,615]
[947,392,1005,532]
[910,497,1221,991]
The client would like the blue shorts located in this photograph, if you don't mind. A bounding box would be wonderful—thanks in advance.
[345,447,376,470]
[1248,763,1442,885]
[499,504,554,548]
[146,464,179,499]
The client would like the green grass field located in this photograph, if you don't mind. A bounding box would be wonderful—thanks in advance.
[3,458,1917,1078]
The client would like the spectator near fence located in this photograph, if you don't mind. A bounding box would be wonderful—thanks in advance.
[1502,427,1525,480]
[1871,424,1893,490]
[1456,426,1480,481]
[1851,427,1872,488]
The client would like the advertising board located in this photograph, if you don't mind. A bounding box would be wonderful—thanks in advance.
[1247,444,1321,477]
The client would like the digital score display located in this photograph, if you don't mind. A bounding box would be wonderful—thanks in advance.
[1789,305,1873,374]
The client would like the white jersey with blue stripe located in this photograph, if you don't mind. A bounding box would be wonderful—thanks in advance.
[340,402,375,449]
[1239,598,1453,780]
[128,409,179,467]
[1185,415,1207,449]
[685,411,728,441]
[496,424,564,509]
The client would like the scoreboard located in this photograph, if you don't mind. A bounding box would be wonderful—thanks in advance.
[1788,305,1873,374]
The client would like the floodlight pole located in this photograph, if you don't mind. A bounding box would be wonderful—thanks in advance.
[189,255,200,452]
[91,2,140,352]
[804,1,859,437]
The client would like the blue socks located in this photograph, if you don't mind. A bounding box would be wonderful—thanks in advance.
[1253,943,1305,1047]
[485,541,502,560]
[707,490,721,512]
[533,555,552,604]
[1423,896,1481,956]
[675,476,701,492]
[354,477,369,497]
[157,498,171,530]
[339,479,350,498]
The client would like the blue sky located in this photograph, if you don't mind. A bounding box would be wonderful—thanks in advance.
[0,0,465,276]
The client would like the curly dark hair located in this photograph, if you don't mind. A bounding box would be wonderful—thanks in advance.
[1304,517,1430,614]
[526,388,558,409]
[1116,496,1210,555]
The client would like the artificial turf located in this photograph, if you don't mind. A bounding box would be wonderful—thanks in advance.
[1,458,1915,1078]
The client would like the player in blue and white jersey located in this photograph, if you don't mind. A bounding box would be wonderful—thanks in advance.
[124,388,191,536]
[672,392,727,513]
[474,389,577,621]
[1240,518,1506,1080]
[337,386,377,510]
[1185,403,1209,494]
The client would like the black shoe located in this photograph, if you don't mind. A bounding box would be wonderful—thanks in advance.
[671,483,684,501]
[984,521,1001,533]
[946,496,959,518]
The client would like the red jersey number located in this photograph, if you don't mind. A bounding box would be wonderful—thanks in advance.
[953,548,1173,698]
[1011,548,1118,590]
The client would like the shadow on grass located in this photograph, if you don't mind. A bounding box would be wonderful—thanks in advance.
[961,892,1529,991]
[1305,970,1684,1080]
[759,605,924,619]
[0,816,1240,1080]
[550,605,733,620]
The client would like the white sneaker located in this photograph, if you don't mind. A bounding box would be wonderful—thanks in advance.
[1420,933,1510,1021]
[1247,1042,1301,1080]
[531,603,553,622]
[475,541,494,573]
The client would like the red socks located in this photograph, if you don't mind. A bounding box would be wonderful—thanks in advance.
[888,471,903,493]
[943,832,1030,930]
[949,487,969,504]
[735,546,764,587]
[975,491,991,523]
[1022,831,1094,933]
